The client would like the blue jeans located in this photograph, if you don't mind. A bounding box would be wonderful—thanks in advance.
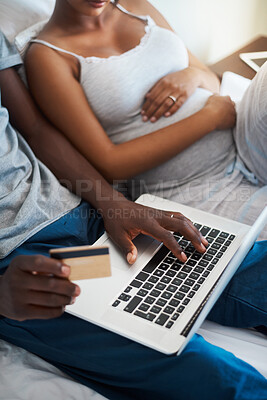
[0,201,266,400]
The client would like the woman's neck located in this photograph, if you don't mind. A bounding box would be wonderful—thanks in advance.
[50,0,114,33]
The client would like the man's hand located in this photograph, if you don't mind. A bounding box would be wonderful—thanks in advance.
[100,198,208,264]
[0,256,80,321]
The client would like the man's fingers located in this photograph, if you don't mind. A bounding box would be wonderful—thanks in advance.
[153,226,187,262]
[112,233,138,265]
[162,212,207,253]
[27,291,73,308]
[139,221,187,262]
[23,305,65,320]
[14,255,69,277]
[127,247,138,264]
[23,273,79,297]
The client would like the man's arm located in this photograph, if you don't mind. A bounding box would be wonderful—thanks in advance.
[0,66,207,264]
[0,66,116,210]
[0,66,208,321]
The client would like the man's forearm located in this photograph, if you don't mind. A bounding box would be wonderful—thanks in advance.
[0,67,208,270]
[31,119,124,209]
[0,67,123,210]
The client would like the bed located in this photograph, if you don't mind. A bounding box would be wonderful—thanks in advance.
[0,321,266,399]
[0,1,266,398]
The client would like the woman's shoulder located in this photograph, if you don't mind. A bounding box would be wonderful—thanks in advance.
[25,39,51,66]
[25,36,58,67]
[25,23,59,59]
[25,38,78,82]
[25,23,78,70]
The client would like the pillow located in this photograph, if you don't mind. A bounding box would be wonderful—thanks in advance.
[15,21,48,58]
[13,20,47,86]
[0,0,55,42]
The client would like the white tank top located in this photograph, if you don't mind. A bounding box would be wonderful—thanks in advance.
[31,2,236,194]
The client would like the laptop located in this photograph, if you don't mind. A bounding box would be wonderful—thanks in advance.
[239,51,267,73]
[66,194,267,355]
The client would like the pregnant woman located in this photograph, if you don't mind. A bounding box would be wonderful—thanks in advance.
[25,0,267,237]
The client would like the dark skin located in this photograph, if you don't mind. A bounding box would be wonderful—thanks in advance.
[25,0,235,182]
[0,66,207,321]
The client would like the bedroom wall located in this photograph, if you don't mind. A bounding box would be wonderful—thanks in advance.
[149,0,267,64]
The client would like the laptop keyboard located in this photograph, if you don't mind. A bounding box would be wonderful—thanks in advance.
[112,223,235,329]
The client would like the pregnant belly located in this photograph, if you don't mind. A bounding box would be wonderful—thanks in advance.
[108,88,236,186]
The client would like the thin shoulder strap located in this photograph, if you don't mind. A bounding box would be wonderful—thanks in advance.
[31,39,83,60]
[114,1,150,24]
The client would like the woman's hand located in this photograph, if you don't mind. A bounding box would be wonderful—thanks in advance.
[204,94,236,130]
[100,197,208,264]
[141,67,199,123]
[0,256,80,320]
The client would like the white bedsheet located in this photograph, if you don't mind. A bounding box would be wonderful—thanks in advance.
[0,337,106,400]
[199,321,267,379]
[0,321,266,400]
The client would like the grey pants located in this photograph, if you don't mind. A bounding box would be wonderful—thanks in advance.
[170,62,267,237]
[235,61,267,186]
[130,63,267,237]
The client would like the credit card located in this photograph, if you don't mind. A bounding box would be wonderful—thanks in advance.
[50,245,111,281]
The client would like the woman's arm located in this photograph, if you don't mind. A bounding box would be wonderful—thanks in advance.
[0,66,208,264]
[25,44,235,182]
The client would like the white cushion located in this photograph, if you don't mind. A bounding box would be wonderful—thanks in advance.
[220,71,251,103]
[0,0,55,43]
[15,21,48,58]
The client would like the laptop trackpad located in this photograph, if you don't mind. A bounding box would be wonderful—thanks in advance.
[108,234,160,272]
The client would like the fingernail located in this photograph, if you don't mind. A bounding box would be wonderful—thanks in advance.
[165,112,171,117]
[74,285,81,296]
[200,243,206,252]
[142,116,148,122]
[141,110,145,115]
[150,117,156,122]
[70,297,76,305]
[61,266,70,275]
[203,238,209,246]
[127,253,133,264]
[181,252,187,261]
